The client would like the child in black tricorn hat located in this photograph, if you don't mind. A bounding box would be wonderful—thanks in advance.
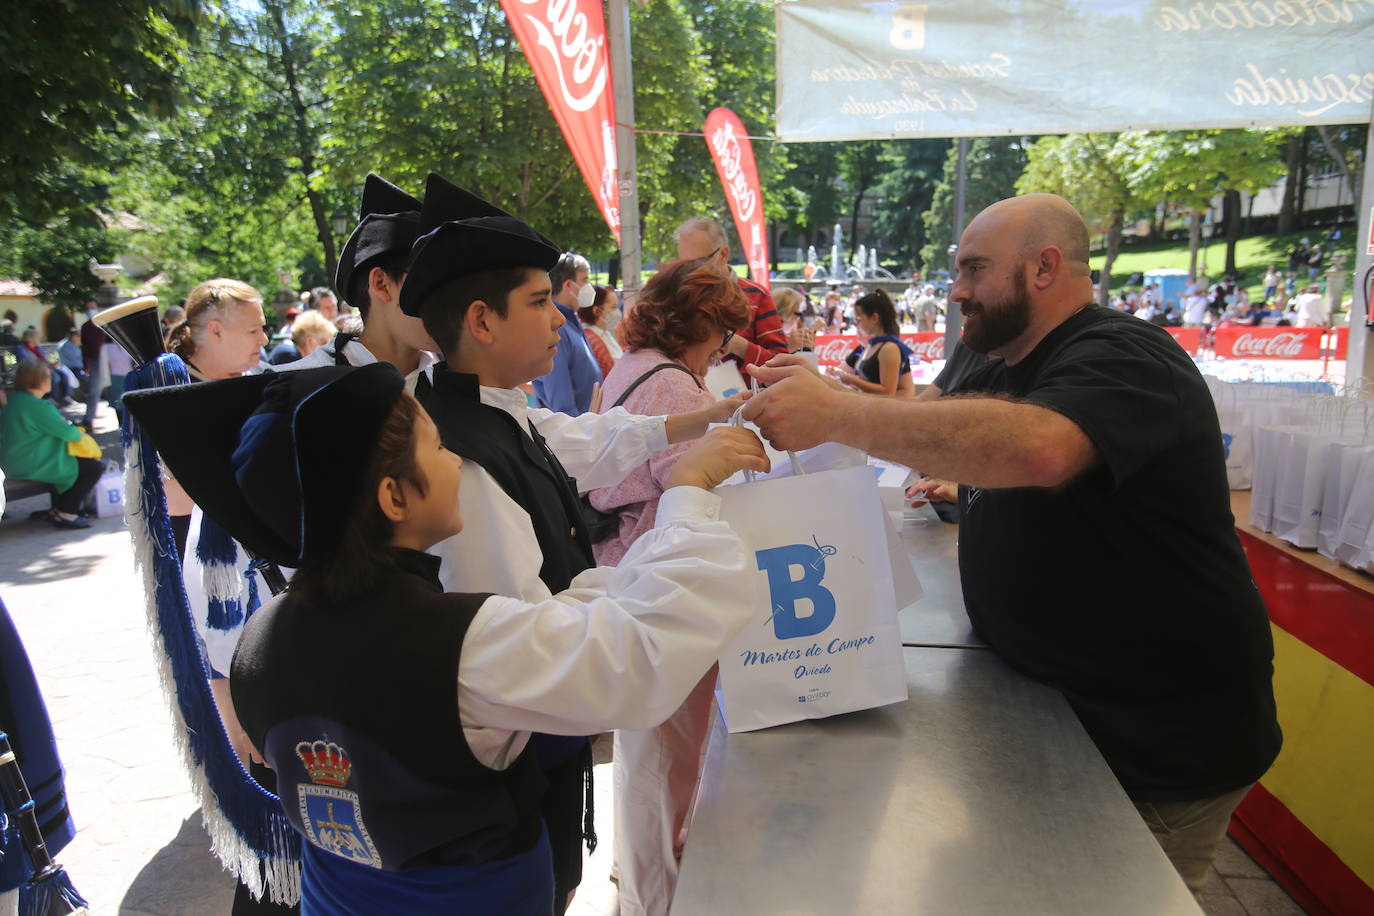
[401,175,750,912]
[124,363,766,914]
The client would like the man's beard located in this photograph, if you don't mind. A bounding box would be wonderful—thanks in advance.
[960,267,1031,354]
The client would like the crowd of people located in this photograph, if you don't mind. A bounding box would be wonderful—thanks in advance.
[0,178,1290,915]
[1109,269,1334,332]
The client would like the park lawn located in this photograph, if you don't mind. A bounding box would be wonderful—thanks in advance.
[1091,222,1357,297]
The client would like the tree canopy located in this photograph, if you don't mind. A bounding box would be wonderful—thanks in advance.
[1,0,1363,312]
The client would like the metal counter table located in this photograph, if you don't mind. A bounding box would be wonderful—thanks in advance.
[893,505,986,649]
[673,647,1200,915]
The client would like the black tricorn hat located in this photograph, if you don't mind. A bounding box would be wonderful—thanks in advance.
[398,175,561,317]
[334,174,422,304]
[123,364,405,568]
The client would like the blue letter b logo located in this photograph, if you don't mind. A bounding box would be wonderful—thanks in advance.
[756,540,837,640]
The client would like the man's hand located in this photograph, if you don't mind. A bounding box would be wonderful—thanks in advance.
[743,357,851,451]
[724,331,750,360]
[665,426,770,490]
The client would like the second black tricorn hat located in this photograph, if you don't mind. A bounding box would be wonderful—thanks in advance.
[334,173,422,304]
[398,174,562,318]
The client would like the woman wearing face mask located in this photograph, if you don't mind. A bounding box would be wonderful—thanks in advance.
[578,284,623,378]
[585,258,749,916]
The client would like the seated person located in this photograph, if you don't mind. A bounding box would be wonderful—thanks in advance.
[0,359,103,529]
[58,329,88,393]
[16,329,75,405]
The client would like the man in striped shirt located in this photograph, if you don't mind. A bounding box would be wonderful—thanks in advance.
[675,218,788,370]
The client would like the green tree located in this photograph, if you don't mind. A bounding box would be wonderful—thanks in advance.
[872,139,952,271]
[321,0,633,257]
[1018,133,1154,306]
[775,143,843,254]
[920,137,1031,273]
[111,3,333,303]
[836,142,885,264]
[1132,129,1290,279]
[0,219,120,309]
[0,1,202,226]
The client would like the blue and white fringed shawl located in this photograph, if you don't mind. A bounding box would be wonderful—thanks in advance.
[121,354,300,904]
[190,512,262,678]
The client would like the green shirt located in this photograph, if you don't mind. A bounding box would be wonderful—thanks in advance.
[0,391,82,492]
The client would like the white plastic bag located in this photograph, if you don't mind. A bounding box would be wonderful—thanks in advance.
[715,463,909,733]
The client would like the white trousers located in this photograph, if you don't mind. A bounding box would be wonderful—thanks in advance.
[613,665,718,916]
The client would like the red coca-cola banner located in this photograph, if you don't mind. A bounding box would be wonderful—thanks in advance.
[814,333,944,368]
[704,108,769,293]
[500,0,620,242]
[1332,326,1349,360]
[1165,327,1202,354]
[1213,327,1323,360]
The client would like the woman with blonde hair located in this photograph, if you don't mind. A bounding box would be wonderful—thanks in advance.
[166,278,269,381]
[162,279,274,874]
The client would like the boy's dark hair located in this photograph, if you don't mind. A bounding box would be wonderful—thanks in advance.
[855,288,901,336]
[347,250,410,321]
[288,392,427,605]
[419,267,541,357]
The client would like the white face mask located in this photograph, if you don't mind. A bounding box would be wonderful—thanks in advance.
[576,282,596,310]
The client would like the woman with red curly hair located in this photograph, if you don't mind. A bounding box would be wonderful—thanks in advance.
[587,258,749,916]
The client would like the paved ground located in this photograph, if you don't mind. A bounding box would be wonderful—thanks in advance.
[1,399,1302,915]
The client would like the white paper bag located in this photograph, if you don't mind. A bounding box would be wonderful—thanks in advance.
[1334,453,1374,569]
[716,464,909,732]
[1272,430,1332,549]
[1250,426,1292,533]
[1217,403,1254,490]
[95,469,125,518]
[705,362,748,399]
[1319,444,1372,561]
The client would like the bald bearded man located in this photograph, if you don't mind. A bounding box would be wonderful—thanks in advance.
[744,194,1280,893]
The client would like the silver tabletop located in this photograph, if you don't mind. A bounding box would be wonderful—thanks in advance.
[895,505,986,648]
[673,647,1200,916]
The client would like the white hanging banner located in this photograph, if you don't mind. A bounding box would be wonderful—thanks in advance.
[775,0,1374,141]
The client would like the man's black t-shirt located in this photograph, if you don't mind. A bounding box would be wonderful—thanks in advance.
[932,337,996,395]
[957,306,1281,802]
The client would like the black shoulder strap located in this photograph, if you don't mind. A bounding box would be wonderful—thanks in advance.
[612,362,703,409]
[331,332,358,367]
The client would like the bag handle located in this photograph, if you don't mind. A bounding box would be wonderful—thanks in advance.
[612,361,703,408]
[731,377,802,483]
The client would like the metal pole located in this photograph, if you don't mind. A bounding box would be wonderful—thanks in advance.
[606,0,642,303]
[1345,116,1374,387]
[944,136,970,357]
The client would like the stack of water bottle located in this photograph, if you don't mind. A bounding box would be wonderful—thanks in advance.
[1209,373,1374,571]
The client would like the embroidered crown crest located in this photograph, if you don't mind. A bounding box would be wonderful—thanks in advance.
[295,739,352,787]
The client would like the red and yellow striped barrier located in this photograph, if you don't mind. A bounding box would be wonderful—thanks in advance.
[1231,491,1374,915]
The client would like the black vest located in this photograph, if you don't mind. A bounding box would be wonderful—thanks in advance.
[423,366,594,593]
[231,549,546,871]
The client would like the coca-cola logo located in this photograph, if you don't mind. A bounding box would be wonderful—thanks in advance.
[1230,331,1312,358]
[710,120,758,221]
[516,0,608,113]
[906,335,944,361]
[813,338,855,366]
[813,334,945,366]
